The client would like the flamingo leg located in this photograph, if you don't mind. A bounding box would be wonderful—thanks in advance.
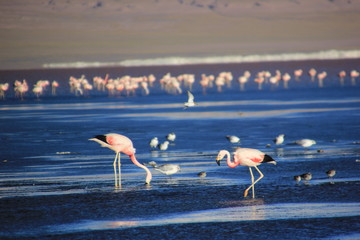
[113,152,119,187]
[250,167,255,198]
[118,153,121,188]
[244,167,255,198]
[244,166,264,198]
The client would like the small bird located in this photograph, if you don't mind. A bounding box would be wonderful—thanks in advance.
[301,172,312,181]
[294,175,301,183]
[226,135,240,143]
[273,134,285,145]
[155,164,181,176]
[295,139,316,148]
[149,137,159,149]
[166,132,176,142]
[158,141,170,151]
[197,171,207,178]
[145,161,158,167]
[184,90,197,108]
[326,169,336,178]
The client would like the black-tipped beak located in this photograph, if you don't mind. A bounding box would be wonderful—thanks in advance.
[216,159,221,166]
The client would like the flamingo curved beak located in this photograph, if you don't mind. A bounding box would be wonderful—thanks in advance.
[216,158,221,166]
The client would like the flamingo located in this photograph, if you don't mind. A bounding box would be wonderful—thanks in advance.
[216,148,276,198]
[338,71,346,86]
[238,76,248,91]
[51,80,59,95]
[254,76,265,90]
[89,133,152,187]
[294,69,303,81]
[282,73,291,89]
[308,68,317,82]
[350,70,359,86]
[317,71,327,88]
[0,83,9,99]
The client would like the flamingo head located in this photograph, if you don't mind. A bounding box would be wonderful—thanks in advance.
[216,150,228,166]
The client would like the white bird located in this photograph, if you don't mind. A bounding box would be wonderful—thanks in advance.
[226,135,240,143]
[295,139,316,148]
[166,132,176,142]
[149,137,159,149]
[184,90,197,108]
[294,175,301,183]
[197,171,207,178]
[273,134,285,145]
[155,164,181,175]
[326,169,336,178]
[301,172,312,181]
[158,141,170,151]
[145,161,158,167]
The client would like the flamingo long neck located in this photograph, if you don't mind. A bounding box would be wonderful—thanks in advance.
[226,151,239,168]
[129,154,152,184]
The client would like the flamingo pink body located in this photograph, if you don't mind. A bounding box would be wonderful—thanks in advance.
[89,133,152,187]
[216,148,276,198]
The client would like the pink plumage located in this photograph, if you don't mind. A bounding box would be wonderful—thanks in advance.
[216,147,276,198]
[89,133,152,187]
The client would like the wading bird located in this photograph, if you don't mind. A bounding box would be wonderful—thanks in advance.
[166,132,176,142]
[154,164,181,176]
[273,134,285,145]
[326,169,336,178]
[295,139,316,148]
[301,172,312,181]
[216,148,276,198]
[89,133,152,187]
[197,171,207,178]
[294,175,301,183]
[149,137,159,149]
[226,135,241,144]
[158,141,170,151]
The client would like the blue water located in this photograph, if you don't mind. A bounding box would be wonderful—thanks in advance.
[0,59,360,239]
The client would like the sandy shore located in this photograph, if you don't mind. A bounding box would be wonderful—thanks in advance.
[0,0,360,70]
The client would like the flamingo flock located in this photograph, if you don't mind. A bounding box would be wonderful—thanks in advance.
[0,67,358,100]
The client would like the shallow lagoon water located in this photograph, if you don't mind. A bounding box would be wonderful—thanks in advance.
[1,60,360,239]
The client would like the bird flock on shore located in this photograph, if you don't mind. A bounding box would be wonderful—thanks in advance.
[0,68,359,100]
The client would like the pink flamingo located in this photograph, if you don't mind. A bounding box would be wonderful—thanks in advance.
[338,70,346,86]
[51,81,59,95]
[350,70,359,86]
[294,69,303,81]
[200,74,210,95]
[308,68,317,82]
[216,148,276,198]
[0,83,9,99]
[282,73,291,89]
[317,71,327,88]
[89,133,152,187]
[254,76,265,90]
